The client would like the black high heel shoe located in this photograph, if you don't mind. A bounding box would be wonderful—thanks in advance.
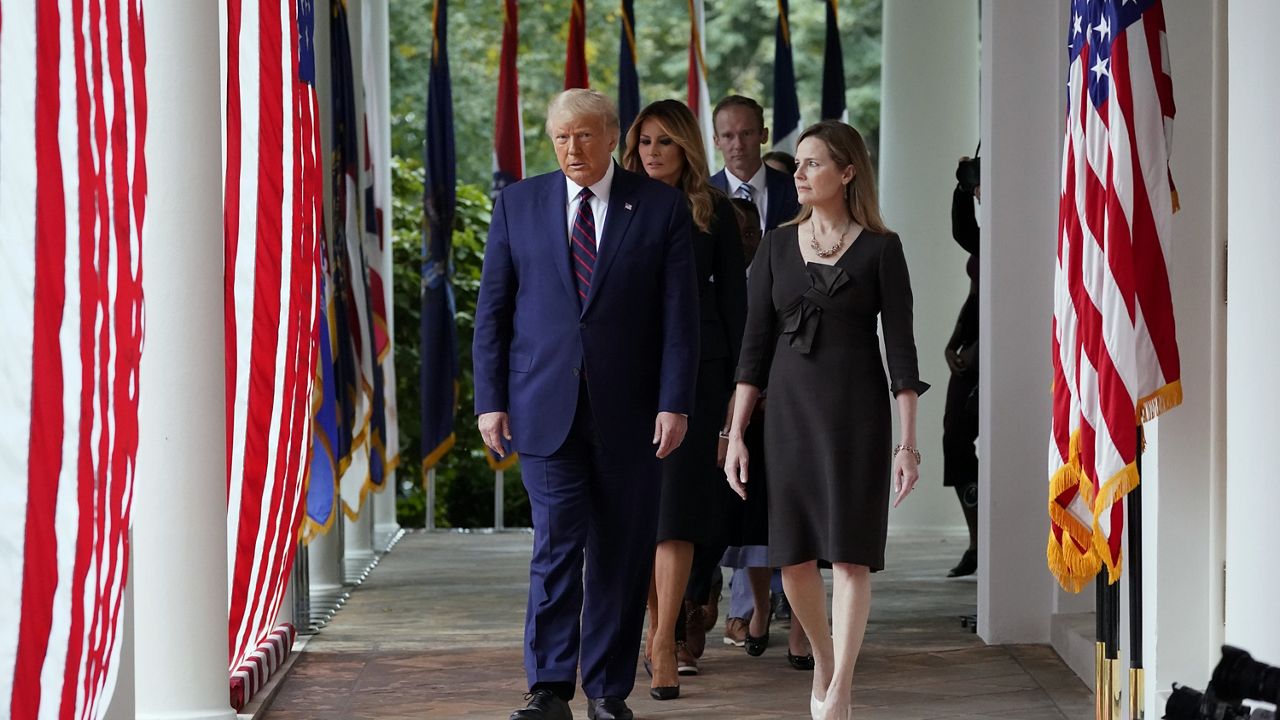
[646,652,680,700]
[744,631,769,657]
[948,548,978,577]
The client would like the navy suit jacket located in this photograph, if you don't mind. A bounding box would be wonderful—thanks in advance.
[473,166,699,458]
[710,164,801,231]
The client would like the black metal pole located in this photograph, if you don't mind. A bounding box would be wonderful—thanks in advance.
[1130,426,1144,667]
[1129,426,1146,718]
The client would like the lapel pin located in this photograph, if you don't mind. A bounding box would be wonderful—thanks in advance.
[624,202,633,211]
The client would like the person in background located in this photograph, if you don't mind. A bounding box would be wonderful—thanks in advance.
[706,95,812,668]
[943,155,980,577]
[763,150,796,175]
[474,89,699,720]
[725,120,928,719]
[620,98,746,699]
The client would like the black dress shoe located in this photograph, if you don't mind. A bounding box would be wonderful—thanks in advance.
[586,696,634,720]
[744,631,769,657]
[787,651,816,670]
[948,548,978,577]
[510,689,573,720]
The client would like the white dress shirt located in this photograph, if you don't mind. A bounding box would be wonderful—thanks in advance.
[725,163,768,233]
[565,161,616,249]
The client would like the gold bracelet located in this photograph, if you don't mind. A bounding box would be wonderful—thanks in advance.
[893,444,922,464]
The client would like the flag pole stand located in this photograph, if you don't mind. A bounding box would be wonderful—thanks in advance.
[494,469,505,531]
[426,467,437,531]
[1128,426,1146,719]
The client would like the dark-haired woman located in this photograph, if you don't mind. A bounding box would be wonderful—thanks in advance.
[622,99,746,701]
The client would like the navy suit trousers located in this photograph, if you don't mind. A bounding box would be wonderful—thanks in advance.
[518,383,660,699]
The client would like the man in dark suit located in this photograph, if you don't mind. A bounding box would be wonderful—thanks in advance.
[474,88,699,720]
[709,95,801,233]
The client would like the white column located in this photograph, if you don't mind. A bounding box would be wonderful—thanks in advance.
[1135,0,1229,710]
[308,0,349,595]
[877,0,979,535]
[976,0,1065,644]
[368,0,400,548]
[308,525,346,592]
[1225,0,1280,666]
[342,0,376,566]
[344,506,376,563]
[102,542,134,720]
[133,2,235,717]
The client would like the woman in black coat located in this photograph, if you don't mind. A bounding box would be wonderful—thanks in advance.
[622,99,747,700]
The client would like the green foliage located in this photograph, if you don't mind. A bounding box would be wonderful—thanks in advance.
[390,156,530,528]
[389,0,883,188]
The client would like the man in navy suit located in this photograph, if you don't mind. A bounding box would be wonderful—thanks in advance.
[709,95,801,232]
[474,89,699,720]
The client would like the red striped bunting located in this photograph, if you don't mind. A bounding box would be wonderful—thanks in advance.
[224,0,321,676]
[2,1,147,717]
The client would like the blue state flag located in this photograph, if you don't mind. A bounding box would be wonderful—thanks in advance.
[772,0,801,153]
[421,0,459,471]
[618,0,640,138]
[821,0,847,121]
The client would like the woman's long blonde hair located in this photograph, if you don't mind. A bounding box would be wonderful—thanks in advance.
[787,120,890,234]
[622,100,717,233]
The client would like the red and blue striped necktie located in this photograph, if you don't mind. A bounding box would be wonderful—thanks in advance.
[571,187,597,306]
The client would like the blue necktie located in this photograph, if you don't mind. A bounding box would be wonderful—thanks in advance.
[571,188,597,306]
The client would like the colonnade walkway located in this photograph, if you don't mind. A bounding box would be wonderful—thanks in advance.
[261,531,1093,719]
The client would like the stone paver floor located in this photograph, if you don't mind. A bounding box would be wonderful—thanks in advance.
[263,530,1092,719]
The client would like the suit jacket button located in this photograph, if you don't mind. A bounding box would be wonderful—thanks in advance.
[571,367,580,377]
[579,322,586,329]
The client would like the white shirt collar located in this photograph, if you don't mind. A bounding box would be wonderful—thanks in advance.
[565,160,616,206]
[725,163,766,195]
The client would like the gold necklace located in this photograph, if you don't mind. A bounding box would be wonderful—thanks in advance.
[808,220,850,258]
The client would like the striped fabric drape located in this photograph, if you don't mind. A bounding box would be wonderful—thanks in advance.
[0,1,148,717]
[223,0,322,673]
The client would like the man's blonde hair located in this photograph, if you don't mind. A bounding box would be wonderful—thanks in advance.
[545,89,620,136]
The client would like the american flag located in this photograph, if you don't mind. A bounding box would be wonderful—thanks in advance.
[1048,0,1182,592]
[224,0,321,674]
[1,1,147,717]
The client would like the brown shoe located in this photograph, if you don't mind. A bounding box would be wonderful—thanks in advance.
[684,602,707,658]
[723,617,748,647]
[675,641,699,675]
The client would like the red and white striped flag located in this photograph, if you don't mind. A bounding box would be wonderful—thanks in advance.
[1,1,148,717]
[223,0,321,673]
[1048,0,1182,592]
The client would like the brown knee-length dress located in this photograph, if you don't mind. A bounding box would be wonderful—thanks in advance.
[734,226,929,570]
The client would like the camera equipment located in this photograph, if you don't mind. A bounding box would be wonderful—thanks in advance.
[956,157,980,192]
[956,141,981,192]
[1214,646,1280,706]
[1164,684,1268,720]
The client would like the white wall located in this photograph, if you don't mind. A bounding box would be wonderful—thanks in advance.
[977,0,1066,644]
[1225,0,1280,668]
[878,0,979,534]
[1129,0,1229,710]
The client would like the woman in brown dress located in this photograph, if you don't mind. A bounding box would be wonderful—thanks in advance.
[724,121,928,720]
